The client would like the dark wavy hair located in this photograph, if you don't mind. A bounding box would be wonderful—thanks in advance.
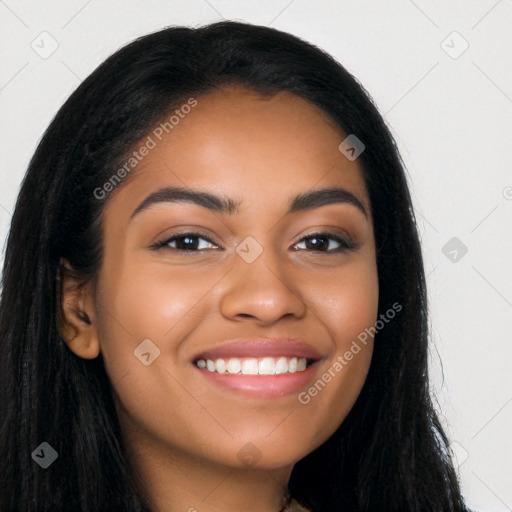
[0,20,468,512]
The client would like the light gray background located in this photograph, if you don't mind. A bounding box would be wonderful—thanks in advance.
[1,1,511,510]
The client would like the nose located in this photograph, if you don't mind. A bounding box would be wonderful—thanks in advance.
[219,249,307,326]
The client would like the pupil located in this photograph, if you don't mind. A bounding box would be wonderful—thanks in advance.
[307,235,327,251]
[179,236,198,250]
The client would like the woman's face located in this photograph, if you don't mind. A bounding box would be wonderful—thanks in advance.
[87,85,378,470]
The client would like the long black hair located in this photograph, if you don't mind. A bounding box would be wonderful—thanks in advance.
[0,21,467,511]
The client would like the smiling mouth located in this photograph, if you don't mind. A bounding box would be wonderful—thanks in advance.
[194,356,316,375]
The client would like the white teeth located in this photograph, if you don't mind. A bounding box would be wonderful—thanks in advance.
[241,358,259,375]
[259,357,275,375]
[275,357,288,374]
[215,358,226,373]
[227,358,240,374]
[196,356,310,375]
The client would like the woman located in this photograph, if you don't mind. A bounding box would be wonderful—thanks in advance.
[0,20,469,512]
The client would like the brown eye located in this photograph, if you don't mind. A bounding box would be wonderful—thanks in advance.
[152,232,219,253]
[293,232,357,253]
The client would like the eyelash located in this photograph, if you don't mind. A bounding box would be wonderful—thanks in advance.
[151,230,358,254]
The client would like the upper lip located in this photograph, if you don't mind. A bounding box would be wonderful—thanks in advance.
[192,338,324,362]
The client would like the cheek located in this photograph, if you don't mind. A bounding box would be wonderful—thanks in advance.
[93,262,223,451]
[94,259,220,383]
[306,251,379,343]
[293,255,378,435]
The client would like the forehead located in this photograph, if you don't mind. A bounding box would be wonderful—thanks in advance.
[105,85,370,220]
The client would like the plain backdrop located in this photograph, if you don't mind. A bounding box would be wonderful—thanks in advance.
[1,1,511,510]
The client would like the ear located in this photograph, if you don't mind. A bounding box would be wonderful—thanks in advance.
[56,258,100,359]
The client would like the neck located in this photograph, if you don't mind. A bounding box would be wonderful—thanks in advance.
[119,414,293,512]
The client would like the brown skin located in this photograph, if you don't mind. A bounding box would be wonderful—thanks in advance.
[59,85,379,512]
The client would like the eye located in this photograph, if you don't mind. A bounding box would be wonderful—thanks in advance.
[152,231,219,253]
[151,231,357,255]
[292,232,357,253]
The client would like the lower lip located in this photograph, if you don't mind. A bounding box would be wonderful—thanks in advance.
[194,362,320,398]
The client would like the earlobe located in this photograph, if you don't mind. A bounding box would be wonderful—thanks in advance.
[56,258,101,360]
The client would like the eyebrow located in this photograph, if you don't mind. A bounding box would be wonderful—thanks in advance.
[129,186,368,220]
